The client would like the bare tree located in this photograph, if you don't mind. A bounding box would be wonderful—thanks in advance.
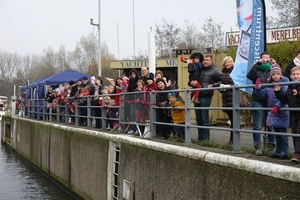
[268,0,300,27]
[69,33,98,73]
[201,16,225,51]
[155,18,182,58]
[56,45,70,72]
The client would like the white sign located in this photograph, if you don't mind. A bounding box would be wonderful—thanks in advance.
[226,26,300,46]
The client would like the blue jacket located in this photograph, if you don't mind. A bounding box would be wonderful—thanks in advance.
[255,80,289,128]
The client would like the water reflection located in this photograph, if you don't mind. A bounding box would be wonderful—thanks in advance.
[0,143,78,199]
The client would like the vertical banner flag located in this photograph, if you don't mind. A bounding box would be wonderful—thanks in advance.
[230,0,266,94]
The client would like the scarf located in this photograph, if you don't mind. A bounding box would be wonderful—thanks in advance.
[294,57,300,67]
[259,63,271,72]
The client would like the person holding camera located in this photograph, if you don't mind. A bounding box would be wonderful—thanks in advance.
[246,52,276,156]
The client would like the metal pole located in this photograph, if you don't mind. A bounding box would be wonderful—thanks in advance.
[98,0,101,77]
[90,0,101,77]
[132,0,136,58]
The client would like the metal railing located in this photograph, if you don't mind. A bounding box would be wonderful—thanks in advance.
[20,81,300,153]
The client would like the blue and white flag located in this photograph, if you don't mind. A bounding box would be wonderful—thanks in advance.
[230,0,266,94]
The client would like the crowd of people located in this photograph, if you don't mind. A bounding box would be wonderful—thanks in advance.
[42,50,300,164]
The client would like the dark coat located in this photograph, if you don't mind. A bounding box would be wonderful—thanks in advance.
[188,62,203,85]
[283,60,296,80]
[221,67,234,107]
[246,62,271,101]
[198,64,223,98]
[275,84,300,119]
[127,68,140,93]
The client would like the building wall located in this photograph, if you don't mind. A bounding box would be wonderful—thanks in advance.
[5,117,300,200]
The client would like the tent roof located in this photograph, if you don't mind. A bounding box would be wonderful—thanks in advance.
[36,70,91,86]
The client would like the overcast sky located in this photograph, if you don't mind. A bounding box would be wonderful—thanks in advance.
[0,0,275,59]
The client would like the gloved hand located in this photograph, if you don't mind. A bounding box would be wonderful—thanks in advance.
[255,78,261,88]
[271,106,279,114]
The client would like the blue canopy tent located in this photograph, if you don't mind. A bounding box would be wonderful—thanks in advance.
[36,69,91,99]
[21,70,91,118]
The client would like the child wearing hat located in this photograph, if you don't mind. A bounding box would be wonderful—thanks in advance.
[188,56,203,104]
[168,92,185,140]
[255,63,289,159]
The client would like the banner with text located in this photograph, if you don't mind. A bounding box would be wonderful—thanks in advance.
[230,0,265,94]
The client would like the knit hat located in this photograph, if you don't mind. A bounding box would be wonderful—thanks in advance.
[69,80,75,85]
[82,76,88,80]
[168,92,176,98]
[146,73,154,81]
[268,63,283,81]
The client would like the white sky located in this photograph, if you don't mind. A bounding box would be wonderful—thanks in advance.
[0,0,275,59]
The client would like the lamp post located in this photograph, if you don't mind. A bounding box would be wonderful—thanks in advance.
[90,0,101,77]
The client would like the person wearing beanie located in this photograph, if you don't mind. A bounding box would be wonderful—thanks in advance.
[268,63,284,82]
[145,75,157,92]
[168,91,185,140]
[283,48,300,80]
[255,62,289,159]
[247,51,276,156]
[140,66,155,85]
[187,53,203,104]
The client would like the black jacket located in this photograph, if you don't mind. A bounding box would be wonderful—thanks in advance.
[221,67,234,107]
[127,68,140,93]
[246,62,270,101]
[198,64,223,98]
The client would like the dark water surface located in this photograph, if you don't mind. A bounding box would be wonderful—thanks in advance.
[0,143,78,200]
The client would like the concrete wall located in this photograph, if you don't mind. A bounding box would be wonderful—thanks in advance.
[4,117,300,200]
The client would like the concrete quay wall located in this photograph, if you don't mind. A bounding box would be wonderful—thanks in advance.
[4,117,300,200]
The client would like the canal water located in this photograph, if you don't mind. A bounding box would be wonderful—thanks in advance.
[0,143,78,199]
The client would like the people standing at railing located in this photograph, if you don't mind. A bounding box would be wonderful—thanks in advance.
[168,92,185,140]
[141,66,154,85]
[69,80,78,97]
[134,80,148,134]
[192,55,223,142]
[246,52,276,156]
[76,76,90,126]
[90,77,103,128]
[275,66,300,163]
[155,70,171,87]
[283,48,300,81]
[45,87,56,120]
[106,99,117,131]
[127,69,140,134]
[156,78,173,139]
[219,56,235,145]
[145,75,157,92]
[188,55,203,104]
[255,64,289,159]
[99,89,110,130]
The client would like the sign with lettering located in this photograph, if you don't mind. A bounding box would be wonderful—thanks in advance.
[110,59,177,69]
[226,26,300,46]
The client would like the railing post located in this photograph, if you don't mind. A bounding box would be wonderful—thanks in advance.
[150,91,156,137]
[119,93,125,134]
[232,85,242,153]
[87,97,91,127]
[184,89,192,145]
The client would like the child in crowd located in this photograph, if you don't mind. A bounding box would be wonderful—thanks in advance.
[100,89,111,130]
[133,80,147,134]
[187,55,203,104]
[255,64,289,159]
[145,75,157,92]
[168,92,185,140]
[106,99,117,131]
[275,66,300,163]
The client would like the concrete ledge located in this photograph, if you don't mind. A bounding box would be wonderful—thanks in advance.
[15,116,300,184]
